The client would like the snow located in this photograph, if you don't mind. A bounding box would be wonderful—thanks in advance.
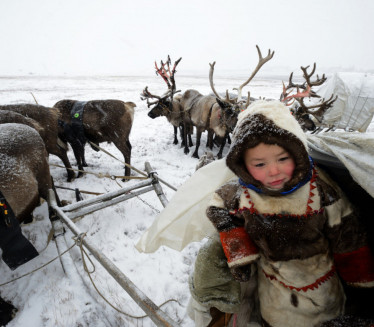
[0,75,373,327]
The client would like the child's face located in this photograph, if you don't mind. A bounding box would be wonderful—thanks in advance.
[244,143,295,190]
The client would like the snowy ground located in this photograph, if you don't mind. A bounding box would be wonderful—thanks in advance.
[0,74,373,327]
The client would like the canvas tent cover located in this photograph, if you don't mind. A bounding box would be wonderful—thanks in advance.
[317,72,374,132]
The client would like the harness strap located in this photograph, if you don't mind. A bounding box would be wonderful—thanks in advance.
[69,101,87,145]
[0,190,13,227]
[71,101,87,122]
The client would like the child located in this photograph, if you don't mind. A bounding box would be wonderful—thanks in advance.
[188,100,374,327]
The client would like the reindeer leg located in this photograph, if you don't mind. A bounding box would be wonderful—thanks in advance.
[187,124,193,147]
[56,150,75,182]
[182,122,189,154]
[173,126,178,145]
[123,140,132,180]
[217,133,228,159]
[179,124,185,147]
[207,130,214,149]
[113,139,132,181]
[192,129,202,159]
[68,141,85,178]
[81,142,88,167]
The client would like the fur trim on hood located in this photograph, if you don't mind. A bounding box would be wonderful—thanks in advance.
[226,100,310,196]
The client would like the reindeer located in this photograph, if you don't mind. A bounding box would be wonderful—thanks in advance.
[141,56,193,153]
[0,123,52,269]
[0,110,44,135]
[0,104,75,181]
[0,123,54,321]
[0,123,52,222]
[53,99,136,179]
[181,45,274,159]
[280,63,337,132]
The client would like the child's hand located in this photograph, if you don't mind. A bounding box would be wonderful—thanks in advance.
[230,264,251,282]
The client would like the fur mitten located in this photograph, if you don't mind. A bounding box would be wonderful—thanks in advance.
[230,264,251,282]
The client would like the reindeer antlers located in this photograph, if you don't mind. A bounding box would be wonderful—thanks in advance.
[140,86,162,108]
[281,63,337,123]
[141,56,182,107]
[209,45,274,108]
[155,55,182,94]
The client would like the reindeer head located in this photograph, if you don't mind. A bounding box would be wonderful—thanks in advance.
[280,63,337,131]
[141,56,182,119]
[215,97,240,132]
[142,87,173,119]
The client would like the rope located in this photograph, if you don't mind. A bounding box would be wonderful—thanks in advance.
[74,233,181,319]
[0,233,182,320]
[49,163,147,180]
[0,243,75,287]
[114,179,160,214]
[89,141,146,177]
[54,185,104,196]
[134,195,160,214]
[88,141,177,191]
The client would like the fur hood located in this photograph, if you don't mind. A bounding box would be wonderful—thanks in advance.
[226,100,310,196]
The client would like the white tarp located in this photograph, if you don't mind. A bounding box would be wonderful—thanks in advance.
[317,72,374,132]
[135,159,235,253]
[136,132,374,254]
[306,132,374,198]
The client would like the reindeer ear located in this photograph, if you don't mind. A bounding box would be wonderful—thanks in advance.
[216,97,230,110]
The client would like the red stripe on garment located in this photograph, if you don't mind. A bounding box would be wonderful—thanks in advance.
[220,227,258,263]
[263,266,336,292]
[334,245,374,284]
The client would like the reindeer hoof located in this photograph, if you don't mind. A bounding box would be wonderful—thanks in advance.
[184,148,190,155]
[192,153,199,159]
[67,173,76,182]
[22,214,34,224]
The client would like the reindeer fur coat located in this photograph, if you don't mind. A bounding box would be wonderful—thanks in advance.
[204,101,374,327]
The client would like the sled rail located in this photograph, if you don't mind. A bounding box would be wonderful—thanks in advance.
[48,162,178,327]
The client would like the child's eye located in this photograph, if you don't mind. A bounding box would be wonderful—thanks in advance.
[279,156,290,162]
[255,163,265,167]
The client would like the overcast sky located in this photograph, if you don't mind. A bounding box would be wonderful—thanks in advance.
[0,0,373,76]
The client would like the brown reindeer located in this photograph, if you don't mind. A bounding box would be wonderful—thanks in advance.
[0,123,52,269]
[0,104,75,181]
[0,123,53,320]
[0,123,52,222]
[0,110,44,135]
[181,45,275,159]
[280,63,337,132]
[141,56,193,153]
[53,99,136,178]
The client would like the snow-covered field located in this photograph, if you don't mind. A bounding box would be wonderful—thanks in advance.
[0,74,373,327]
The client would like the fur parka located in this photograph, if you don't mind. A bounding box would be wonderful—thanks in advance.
[206,100,374,327]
